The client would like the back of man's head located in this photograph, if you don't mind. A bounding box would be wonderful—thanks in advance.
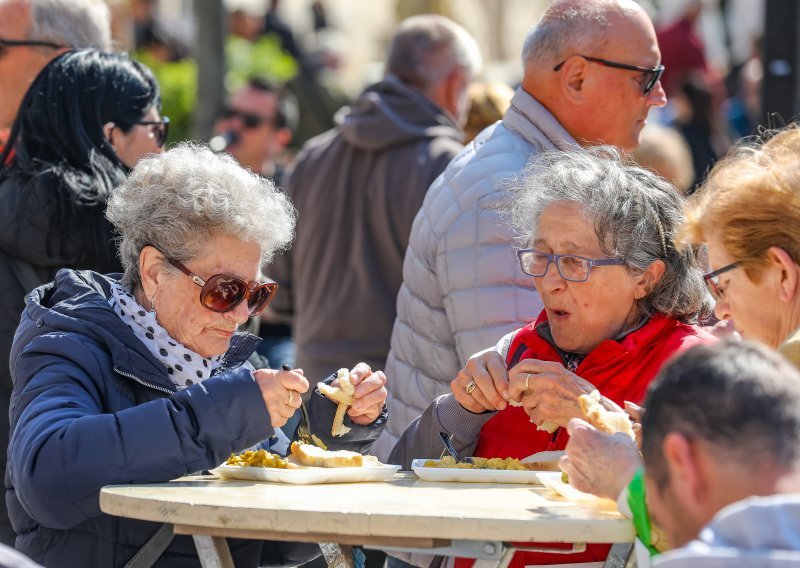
[521,0,639,72]
[386,14,481,95]
[29,0,111,50]
[642,340,800,489]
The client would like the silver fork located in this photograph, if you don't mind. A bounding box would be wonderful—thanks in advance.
[283,365,314,445]
[439,432,474,464]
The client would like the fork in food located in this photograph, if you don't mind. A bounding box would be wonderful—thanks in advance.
[282,364,314,445]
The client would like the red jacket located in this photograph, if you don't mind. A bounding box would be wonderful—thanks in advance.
[462,312,715,567]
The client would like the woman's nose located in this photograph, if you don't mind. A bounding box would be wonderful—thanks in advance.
[539,261,566,291]
[713,297,730,323]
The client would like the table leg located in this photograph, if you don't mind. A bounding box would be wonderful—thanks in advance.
[192,535,235,568]
[602,542,635,568]
[319,542,355,568]
[472,546,515,568]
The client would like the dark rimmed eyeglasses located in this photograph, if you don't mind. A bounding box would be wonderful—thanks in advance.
[166,256,278,316]
[517,249,625,282]
[553,54,665,96]
[136,117,170,147]
[703,262,739,301]
[221,107,273,130]
[0,38,67,57]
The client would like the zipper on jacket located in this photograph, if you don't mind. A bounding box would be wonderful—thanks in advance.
[113,366,175,396]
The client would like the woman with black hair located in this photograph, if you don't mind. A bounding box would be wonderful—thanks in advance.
[0,49,165,527]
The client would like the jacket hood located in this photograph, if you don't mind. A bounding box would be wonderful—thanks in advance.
[12,270,259,393]
[335,75,463,151]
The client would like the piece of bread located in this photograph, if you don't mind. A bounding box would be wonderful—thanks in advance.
[318,368,354,436]
[578,391,635,440]
[290,441,363,468]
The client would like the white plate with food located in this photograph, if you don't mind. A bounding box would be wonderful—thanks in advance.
[411,457,550,484]
[536,472,616,505]
[212,443,400,485]
[212,463,400,485]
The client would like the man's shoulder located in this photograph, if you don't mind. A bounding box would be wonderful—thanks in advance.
[421,122,538,210]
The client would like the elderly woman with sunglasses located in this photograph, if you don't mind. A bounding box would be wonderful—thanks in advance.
[390,147,714,566]
[6,143,388,567]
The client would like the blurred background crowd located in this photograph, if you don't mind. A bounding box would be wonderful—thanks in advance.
[102,0,767,191]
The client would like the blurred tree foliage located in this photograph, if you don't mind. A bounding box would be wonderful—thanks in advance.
[134,50,198,144]
[225,34,299,92]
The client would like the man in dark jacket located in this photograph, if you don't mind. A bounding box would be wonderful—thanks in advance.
[270,14,480,382]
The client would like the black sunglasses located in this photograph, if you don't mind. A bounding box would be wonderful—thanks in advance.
[166,256,278,317]
[136,117,170,147]
[0,38,67,57]
[221,107,272,130]
[553,54,665,96]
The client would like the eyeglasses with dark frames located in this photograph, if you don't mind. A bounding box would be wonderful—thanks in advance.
[221,107,273,130]
[703,262,739,301]
[165,256,278,316]
[517,249,625,283]
[0,38,67,57]
[553,54,665,96]
[136,116,170,147]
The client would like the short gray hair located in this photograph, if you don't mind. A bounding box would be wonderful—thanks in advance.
[508,146,710,324]
[521,0,640,70]
[29,0,111,50]
[106,143,295,290]
[386,15,481,91]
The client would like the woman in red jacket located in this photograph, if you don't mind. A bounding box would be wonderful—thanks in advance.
[390,146,715,566]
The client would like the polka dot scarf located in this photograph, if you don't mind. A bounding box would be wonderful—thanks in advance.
[109,282,222,390]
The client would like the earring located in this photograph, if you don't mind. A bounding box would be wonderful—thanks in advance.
[149,297,157,318]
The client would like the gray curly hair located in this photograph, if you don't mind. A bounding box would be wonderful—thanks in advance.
[508,146,710,324]
[106,143,295,290]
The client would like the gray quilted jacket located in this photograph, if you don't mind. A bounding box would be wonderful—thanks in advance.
[374,88,577,461]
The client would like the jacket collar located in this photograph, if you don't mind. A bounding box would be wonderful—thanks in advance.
[502,88,579,151]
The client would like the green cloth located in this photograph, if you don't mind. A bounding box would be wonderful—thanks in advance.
[627,467,660,557]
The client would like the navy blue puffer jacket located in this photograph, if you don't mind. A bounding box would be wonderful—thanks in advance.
[6,270,384,567]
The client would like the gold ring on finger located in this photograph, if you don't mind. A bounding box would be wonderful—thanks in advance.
[465,380,477,395]
[525,373,532,391]
[288,391,294,405]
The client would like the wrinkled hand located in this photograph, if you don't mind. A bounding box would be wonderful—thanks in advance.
[253,368,308,428]
[333,363,387,425]
[451,350,509,413]
[560,418,642,500]
[507,359,596,429]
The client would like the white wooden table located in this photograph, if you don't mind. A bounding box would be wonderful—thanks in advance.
[100,473,635,568]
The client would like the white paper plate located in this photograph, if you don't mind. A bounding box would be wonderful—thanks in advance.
[411,459,544,484]
[211,463,401,485]
[536,472,616,505]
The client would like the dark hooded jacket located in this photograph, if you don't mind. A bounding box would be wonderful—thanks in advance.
[270,75,464,381]
[6,269,384,567]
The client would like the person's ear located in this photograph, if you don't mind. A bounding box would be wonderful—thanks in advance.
[662,432,707,515]
[559,57,589,104]
[766,246,800,304]
[103,122,117,147]
[274,127,293,151]
[139,246,167,308]
[634,259,666,299]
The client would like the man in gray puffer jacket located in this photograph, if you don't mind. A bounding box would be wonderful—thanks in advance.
[269,15,480,382]
[374,0,668,461]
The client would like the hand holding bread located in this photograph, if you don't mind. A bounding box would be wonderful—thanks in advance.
[506,359,596,430]
[318,363,387,436]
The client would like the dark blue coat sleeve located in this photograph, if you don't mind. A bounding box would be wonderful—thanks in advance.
[8,333,274,530]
